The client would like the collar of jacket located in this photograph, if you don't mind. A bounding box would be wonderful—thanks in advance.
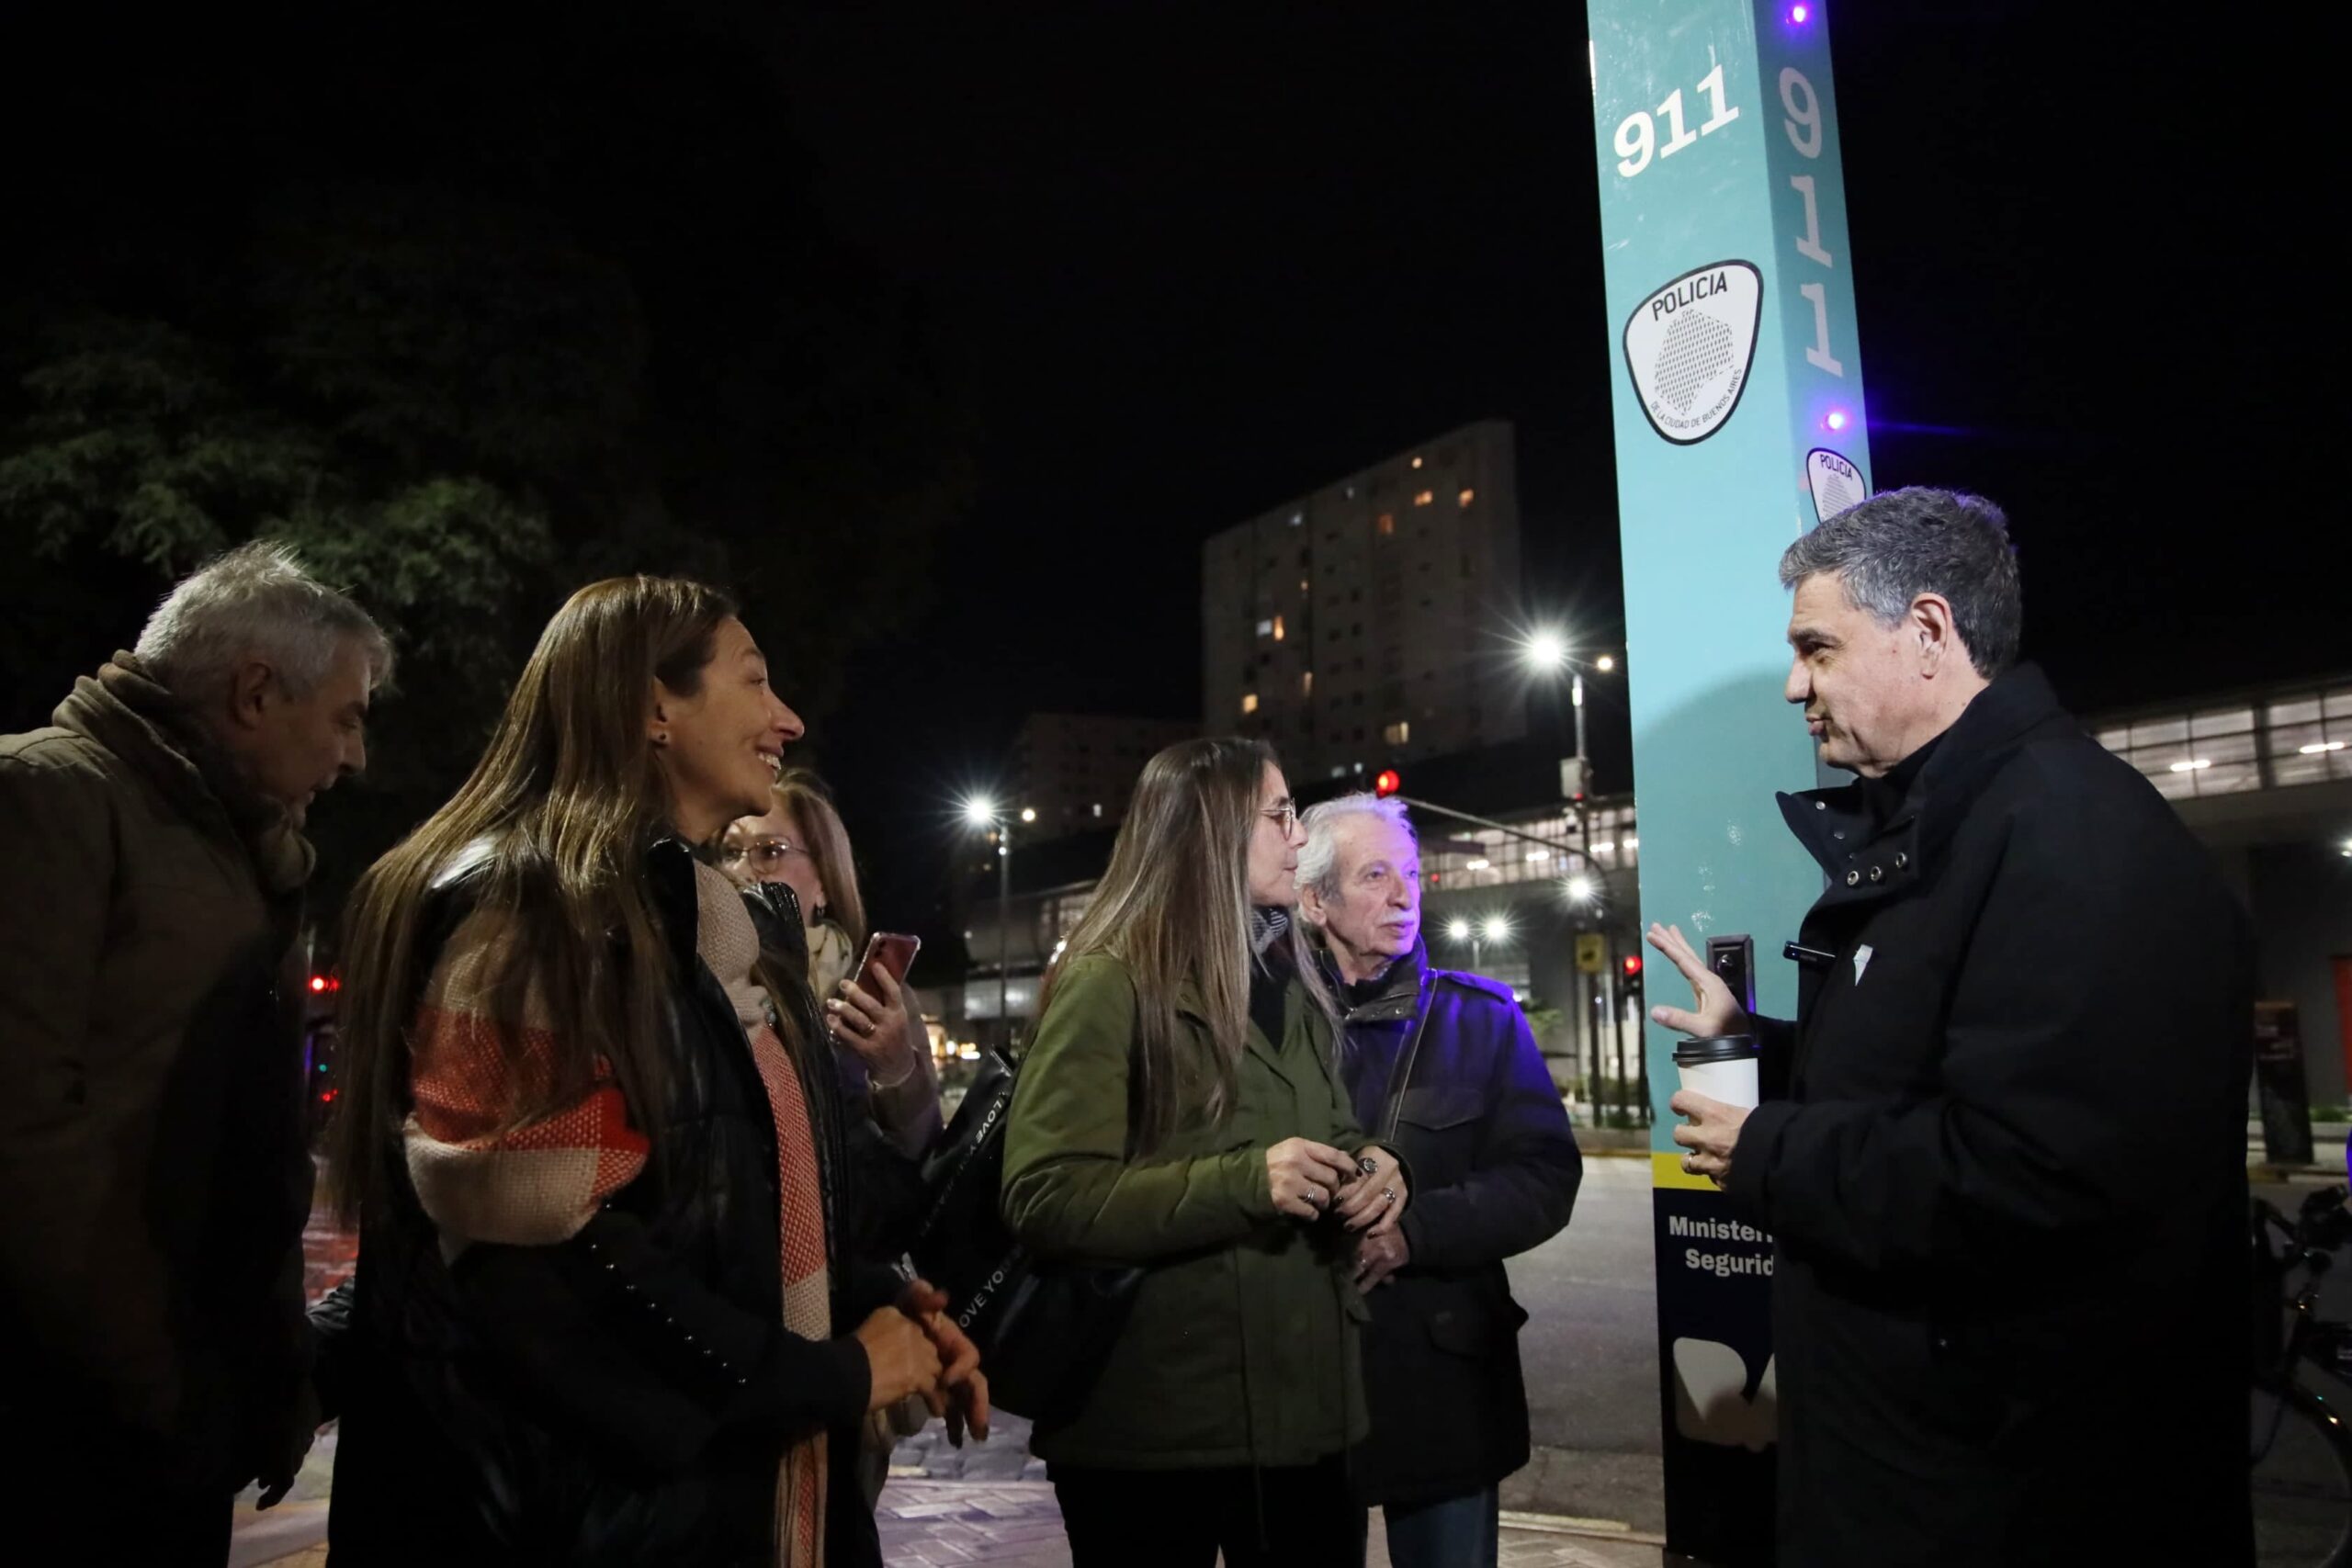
[1333,939,1430,1026]
[53,649,315,897]
[1775,661,2075,902]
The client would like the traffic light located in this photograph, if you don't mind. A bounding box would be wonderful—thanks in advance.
[1373,769,1402,798]
[1621,953,1644,994]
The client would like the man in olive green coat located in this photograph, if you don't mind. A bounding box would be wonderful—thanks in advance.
[0,542,389,1562]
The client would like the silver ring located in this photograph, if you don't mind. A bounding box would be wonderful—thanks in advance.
[1380,1187,1396,1204]
[1308,1185,1323,1206]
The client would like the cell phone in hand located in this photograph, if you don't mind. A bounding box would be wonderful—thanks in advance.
[851,931,921,995]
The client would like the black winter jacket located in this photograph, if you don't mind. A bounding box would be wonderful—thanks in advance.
[1334,942,1581,1506]
[322,840,901,1566]
[1724,664,2253,1566]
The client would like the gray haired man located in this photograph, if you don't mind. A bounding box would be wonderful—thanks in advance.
[1652,489,2252,1565]
[1295,792,1579,1568]
[0,541,390,1562]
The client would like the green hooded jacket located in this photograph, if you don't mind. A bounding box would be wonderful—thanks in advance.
[999,951,1377,1470]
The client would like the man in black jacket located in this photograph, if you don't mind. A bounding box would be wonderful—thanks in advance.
[1295,792,1581,1568]
[1658,488,2252,1566]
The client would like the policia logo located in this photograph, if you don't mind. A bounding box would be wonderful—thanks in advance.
[1623,260,1762,446]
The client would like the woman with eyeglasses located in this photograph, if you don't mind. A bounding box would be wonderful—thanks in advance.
[1001,738,1410,1566]
[722,772,940,1160]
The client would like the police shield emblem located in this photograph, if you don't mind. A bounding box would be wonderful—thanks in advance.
[1623,261,1762,446]
[1805,447,1866,521]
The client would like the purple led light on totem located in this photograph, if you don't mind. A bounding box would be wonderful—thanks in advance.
[1791,4,1811,21]
[1824,409,1849,432]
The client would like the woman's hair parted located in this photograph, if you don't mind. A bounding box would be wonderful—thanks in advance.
[767,769,867,952]
[323,575,737,1224]
[1036,736,1334,1156]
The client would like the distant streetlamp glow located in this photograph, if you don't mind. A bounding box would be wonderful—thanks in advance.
[962,795,999,829]
[1566,874,1597,903]
[1595,654,1616,672]
[1523,628,1569,672]
[1020,807,1037,824]
[1481,914,1511,944]
[1447,919,1473,942]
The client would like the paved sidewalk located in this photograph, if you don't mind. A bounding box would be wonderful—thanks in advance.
[230,1416,1663,1566]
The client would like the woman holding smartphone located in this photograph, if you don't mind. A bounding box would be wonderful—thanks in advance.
[1001,738,1409,1566]
[723,770,940,1159]
[322,577,982,1565]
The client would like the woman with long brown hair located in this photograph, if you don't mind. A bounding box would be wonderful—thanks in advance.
[322,577,983,1566]
[1001,738,1409,1565]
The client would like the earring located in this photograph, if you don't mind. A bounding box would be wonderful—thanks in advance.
[652,732,671,749]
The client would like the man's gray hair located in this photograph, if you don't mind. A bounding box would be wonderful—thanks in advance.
[133,539,394,705]
[1777,487,2022,677]
[1295,792,1417,902]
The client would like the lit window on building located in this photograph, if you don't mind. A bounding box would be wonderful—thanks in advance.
[1257,618,1273,637]
[1289,511,1304,526]
[1410,456,1424,469]
[1458,488,1476,507]
[1301,671,1314,696]
[1092,803,1102,818]
[1272,615,1285,642]
[1383,720,1411,745]
[1414,490,1434,507]
[1241,693,1259,715]
[1377,513,1396,536]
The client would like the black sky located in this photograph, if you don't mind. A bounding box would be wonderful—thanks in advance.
[1,4,2335,942]
[781,5,2337,922]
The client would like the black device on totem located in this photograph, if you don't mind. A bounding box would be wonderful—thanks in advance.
[1705,933,1756,1015]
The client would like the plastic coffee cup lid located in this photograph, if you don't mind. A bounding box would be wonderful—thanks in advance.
[1673,1033,1758,1066]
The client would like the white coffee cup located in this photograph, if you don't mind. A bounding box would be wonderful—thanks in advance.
[1674,1033,1760,1110]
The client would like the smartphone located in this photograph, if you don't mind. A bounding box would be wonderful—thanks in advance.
[851,931,921,995]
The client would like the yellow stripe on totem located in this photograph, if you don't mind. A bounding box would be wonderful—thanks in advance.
[1652,1150,1721,1191]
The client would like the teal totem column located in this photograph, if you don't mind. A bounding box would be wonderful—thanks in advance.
[1585,2,1873,1560]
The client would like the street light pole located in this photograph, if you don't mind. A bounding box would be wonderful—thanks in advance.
[995,818,1011,1037]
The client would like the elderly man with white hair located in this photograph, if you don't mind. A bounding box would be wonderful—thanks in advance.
[0,540,390,1562]
[1295,792,1581,1568]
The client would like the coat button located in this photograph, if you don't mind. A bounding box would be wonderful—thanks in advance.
[1815,801,1826,810]
[1868,866,1884,883]
[1894,852,1909,870]
[1844,871,1860,886]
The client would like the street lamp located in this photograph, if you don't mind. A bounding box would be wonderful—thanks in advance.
[1519,627,1616,806]
[1566,874,1597,904]
[961,795,1022,1039]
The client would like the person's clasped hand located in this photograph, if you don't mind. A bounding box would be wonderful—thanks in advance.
[1266,1136,1357,1222]
[897,1278,991,1447]
[1351,1226,1410,1291]
[1333,1144,1408,1237]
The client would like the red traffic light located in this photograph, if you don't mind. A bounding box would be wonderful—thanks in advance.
[1373,769,1402,798]
[1622,954,1644,977]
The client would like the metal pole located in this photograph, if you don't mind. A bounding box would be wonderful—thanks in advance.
[1609,932,1631,1123]
[996,819,1011,1043]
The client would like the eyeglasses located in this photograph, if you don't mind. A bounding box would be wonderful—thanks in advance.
[1259,803,1299,835]
[723,837,808,870]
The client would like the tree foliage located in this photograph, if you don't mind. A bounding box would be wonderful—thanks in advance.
[0,8,975,922]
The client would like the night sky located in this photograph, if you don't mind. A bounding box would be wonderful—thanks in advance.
[2,5,2333,942]
[786,5,2334,921]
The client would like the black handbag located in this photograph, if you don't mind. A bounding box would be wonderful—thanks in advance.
[907,1046,1143,1425]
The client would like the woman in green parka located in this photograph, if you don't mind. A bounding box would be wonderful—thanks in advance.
[1000,737,1410,1566]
